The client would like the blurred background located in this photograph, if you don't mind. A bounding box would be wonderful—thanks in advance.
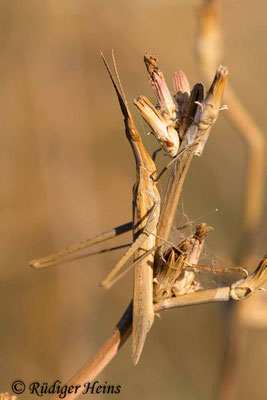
[0,0,266,399]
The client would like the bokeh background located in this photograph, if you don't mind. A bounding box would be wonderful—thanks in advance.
[0,1,266,399]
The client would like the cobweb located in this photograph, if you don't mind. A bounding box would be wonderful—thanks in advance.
[168,204,244,290]
[137,115,244,291]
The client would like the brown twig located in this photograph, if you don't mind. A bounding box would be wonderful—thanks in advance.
[58,302,133,400]
[224,85,265,262]
[57,256,267,400]
[155,64,228,260]
[41,52,229,396]
[155,150,194,250]
[195,2,266,399]
[31,18,265,395]
[51,60,230,393]
[196,0,265,264]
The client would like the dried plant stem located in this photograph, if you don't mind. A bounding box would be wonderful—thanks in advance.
[156,150,194,247]
[197,0,265,265]
[216,311,245,400]
[56,254,267,400]
[155,63,228,258]
[32,33,265,397]
[199,76,265,263]
[196,2,266,400]
[55,290,227,400]
[207,79,265,400]
[50,59,230,395]
[223,85,265,261]
[154,286,232,310]
[57,265,267,400]
[60,302,133,400]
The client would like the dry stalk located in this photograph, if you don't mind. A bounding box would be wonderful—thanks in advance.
[30,31,266,397]
[48,50,266,399]
[58,256,267,400]
[196,0,265,263]
[154,62,228,256]
[196,1,266,399]
[134,54,228,259]
[31,51,229,366]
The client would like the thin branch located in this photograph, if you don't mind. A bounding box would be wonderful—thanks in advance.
[155,149,195,250]
[58,302,133,400]
[195,2,266,400]
[196,0,265,265]
[224,85,265,261]
[155,64,228,260]
[56,255,267,400]
[31,17,265,396]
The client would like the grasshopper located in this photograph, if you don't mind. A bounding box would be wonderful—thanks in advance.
[100,53,161,364]
[30,52,161,365]
[30,53,229,365]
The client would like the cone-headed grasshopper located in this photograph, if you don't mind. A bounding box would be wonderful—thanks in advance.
[30,52,161,365]
[100,53,161,364]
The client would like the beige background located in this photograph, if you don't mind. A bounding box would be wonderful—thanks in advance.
[0,1,266,399]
